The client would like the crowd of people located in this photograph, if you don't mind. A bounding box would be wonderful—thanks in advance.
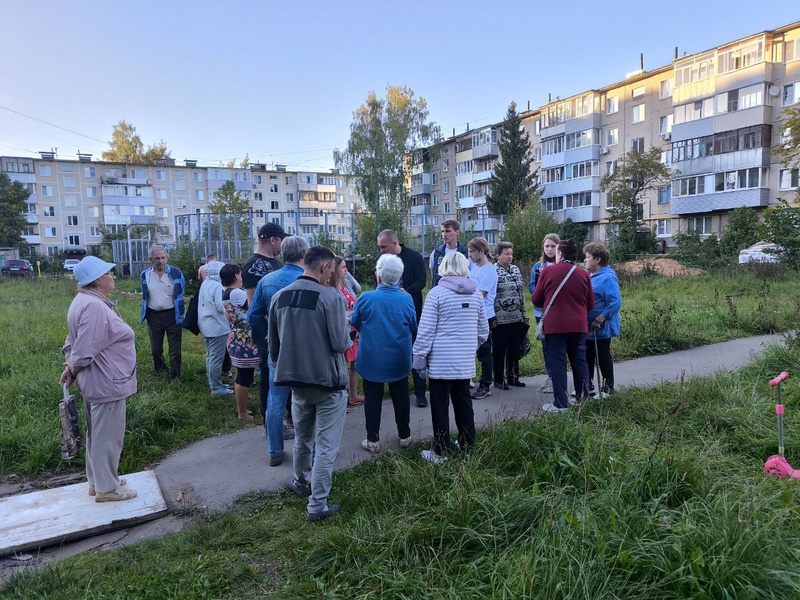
[60,220,622,521]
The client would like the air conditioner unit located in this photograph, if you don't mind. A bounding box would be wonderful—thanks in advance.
[600,147,609,155]
[660,132,671,141]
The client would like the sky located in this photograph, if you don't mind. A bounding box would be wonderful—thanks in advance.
[0,1,798,171]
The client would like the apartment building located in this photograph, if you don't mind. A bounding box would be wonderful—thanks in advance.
[409,20,800,246]
[0,155,364,257]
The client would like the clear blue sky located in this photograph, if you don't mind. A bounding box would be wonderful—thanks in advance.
[1,1,798,171]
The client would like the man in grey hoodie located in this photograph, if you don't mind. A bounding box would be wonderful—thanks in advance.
[269,246,350,522]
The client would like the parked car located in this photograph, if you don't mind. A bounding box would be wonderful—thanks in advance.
[738,241,784,264]
[63,259,80,271]
[2,259,34,277]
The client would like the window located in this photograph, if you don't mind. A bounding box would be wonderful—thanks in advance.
[605,128,618,146]
[542,136,564,155]
[783,83,798,107]
[632,104,645,123]
[631,138,645,153]
[566,192,592,208]
[607,96,619,114]
[442,159,449,172]
[270,175,278,180]
[62,175,75,187]
[444,202,450,214]
[157,189,167,199]
[193,172,203,183]
[432,173,438,185]
[159,207,169,218]
[659,115,674,136]
[177,198,187,209]
[175,180,186,191]
[674,176,706,196]
[89,226,102,237]
[717,39,763,74]
[285,192,294,202]
[687,216,713,234]
[84,167,95,178]
[42,205,55,217]
[673,135,714,161]
[174,170,185,177]
[337,194,344,203]
[64,195,77,207]
[456,160,473,175]
[194,190,204,201]
[253,192,263,202]
[67,235,80,246]
[632,86,645,98]
[67,215,79,226]
[606,160,617,175]
[45,226,57,237]
[269,184,279,193]
[779,168,799,189]
[542,167,564,183]
[658,185,672,204]
[39,165,52,176]
[674,98,714,124]
[432,194,439,206]
[542,196,564,212]
[285,176,293,185]
[87,186,98,198]
[443,181,450,194]
[253,175,262,185]
[714,168,760,191]
[565,129,598,150]
[656,219,672,237]
[40,185,54,197]
[564,160,598,180]
[89,206,99,217]
[660,78,674,99]
[716,84,763,114]
[456,184,473,199]
[156,170,166,181]
[270,201,279,210]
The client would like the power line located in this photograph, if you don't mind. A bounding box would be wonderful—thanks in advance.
[0,105,108,144]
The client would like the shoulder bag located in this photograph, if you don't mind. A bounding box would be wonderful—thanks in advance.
[535,265,577,341]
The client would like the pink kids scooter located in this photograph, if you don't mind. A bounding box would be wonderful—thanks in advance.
[763,372,800,480]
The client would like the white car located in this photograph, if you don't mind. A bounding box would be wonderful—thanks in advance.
[738,241,783,264]
[63,259,81,271]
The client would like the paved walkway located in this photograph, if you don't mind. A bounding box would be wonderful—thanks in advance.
[0,332,788,575]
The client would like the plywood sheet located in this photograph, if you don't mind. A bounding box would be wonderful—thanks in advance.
[0,470,167,556]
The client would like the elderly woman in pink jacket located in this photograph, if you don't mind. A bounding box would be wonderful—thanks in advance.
[60,256,138,502]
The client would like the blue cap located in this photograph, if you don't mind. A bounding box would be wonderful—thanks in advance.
[74,256,116,287]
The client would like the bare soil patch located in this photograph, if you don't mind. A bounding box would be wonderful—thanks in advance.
[617,258,704,277]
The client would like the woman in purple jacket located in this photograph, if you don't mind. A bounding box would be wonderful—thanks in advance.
[61,256,138,503]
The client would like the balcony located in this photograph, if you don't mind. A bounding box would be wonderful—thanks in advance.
[22,235,41,244]
[473,169,494,183]
[463,217,502,233]
[455,172,473,187]
[411,173,431,196]
[472,142,499,160]
[118,176,150,186]
[411,204,431,215]
[25,213,39,224]
[458,196,475,209]
[670,187,769,215]
[564,205,600,223]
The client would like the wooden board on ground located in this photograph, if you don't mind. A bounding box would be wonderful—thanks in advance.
[0,470,167,556]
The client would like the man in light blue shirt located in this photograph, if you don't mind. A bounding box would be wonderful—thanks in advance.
[248,236,309,466]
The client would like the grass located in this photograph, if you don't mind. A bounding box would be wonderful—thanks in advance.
[5,334,800,598]
[2,267,800,477]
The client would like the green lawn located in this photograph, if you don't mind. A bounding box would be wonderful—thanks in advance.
[1,267,799,477]
[4,333,800,598]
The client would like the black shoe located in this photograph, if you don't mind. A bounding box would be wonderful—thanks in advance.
[286,478,310,498]
[308,504,340,523]
[417,395,428,407]
[269,454,283,467]
[508,379,527,387]
[493,382,509,391]
[471,386,491,400]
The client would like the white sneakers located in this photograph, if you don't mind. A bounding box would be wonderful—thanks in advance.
[361,439,381,454]
[399,436,412,449]
[541,403,568,414]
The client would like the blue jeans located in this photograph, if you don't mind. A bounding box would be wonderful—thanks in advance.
[267,359,291,458]
[203,334,229,392]
[544,332,589,409]
[291,387,347,514]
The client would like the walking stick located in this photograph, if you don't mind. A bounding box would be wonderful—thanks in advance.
[592,329,605,399]
[763,372,800,479]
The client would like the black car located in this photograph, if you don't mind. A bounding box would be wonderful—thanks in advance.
[2,259,34,277]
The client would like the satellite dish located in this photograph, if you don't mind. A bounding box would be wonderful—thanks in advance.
[768,85,780,97]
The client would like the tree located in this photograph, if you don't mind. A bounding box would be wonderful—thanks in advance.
[486,101,538,215]
[223,154,250,169]
[207,181,251,242]
[775,103,800,201]
[556,218,588,251]
[502,193,558,263]
[763,202,800,268]
[0,173,30,247]
[719,206,760,258]
[101,120,171,164]
[334,86,442,232]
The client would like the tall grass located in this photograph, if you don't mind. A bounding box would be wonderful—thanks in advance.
[5,338,800,598]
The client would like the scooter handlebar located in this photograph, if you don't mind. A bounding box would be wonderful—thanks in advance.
[769,371,789,387]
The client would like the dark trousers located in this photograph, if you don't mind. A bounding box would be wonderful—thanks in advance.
[429,378,474,456]
[145,308,182,379]
[476,327,493,388]
[544,333,590,409]
[585,336,615,390]
[411,316,427,400]
[492,322,524,385]
[363,378,411,443]
[253,324,270,420]
[535,316,551,378]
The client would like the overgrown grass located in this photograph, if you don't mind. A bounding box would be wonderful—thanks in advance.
[2,268,800,477]
[5,336,800,598]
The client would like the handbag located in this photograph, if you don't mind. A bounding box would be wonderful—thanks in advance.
[535,265,577,341]
[519,318,532,358]
[182,294,200,335]
[59,384,83,460]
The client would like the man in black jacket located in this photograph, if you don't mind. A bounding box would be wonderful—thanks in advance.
[429,219,469,287]
[377,230,428,406]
